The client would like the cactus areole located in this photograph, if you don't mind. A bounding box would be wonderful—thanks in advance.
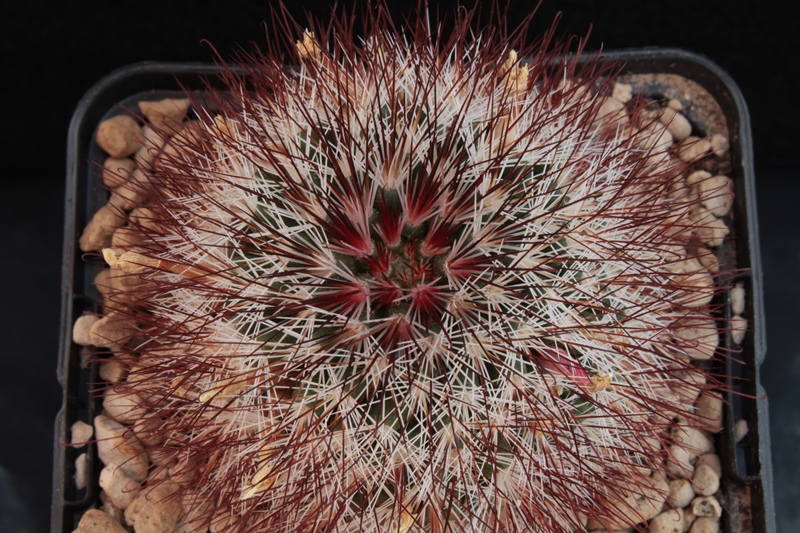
[101,6,730,533]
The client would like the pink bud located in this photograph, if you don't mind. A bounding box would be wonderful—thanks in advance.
[534,346,590,387]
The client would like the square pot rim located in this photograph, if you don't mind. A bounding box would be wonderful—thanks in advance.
[54,48,774,533]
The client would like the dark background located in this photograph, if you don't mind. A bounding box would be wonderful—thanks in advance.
[1,1,796,532]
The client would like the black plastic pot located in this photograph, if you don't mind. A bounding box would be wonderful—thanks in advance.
[55,50,774,533]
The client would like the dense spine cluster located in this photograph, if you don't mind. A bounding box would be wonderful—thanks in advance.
[100,8,727,533]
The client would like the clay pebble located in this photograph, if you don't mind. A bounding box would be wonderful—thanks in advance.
[70,509,128,533]
[96,115,143,158]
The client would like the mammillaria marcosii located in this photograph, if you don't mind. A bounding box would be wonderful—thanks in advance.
[97,6,728,532]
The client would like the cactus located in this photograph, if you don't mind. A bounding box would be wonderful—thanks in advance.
[101,6,727,533]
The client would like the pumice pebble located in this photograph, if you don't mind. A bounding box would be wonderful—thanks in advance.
[70,420,94,446]
[695,393,723,433]
[667,478,696,508]
[695,453,722,478]
[667,445,696,479]
[649,508,684,533]
[692,464,720,496]
[612,82,632,103]
[731,315,747,345]
[660,107,692,141]
[689,516,719,533]
[678,136,712,162]
[72,315,100,346]
[734,419,749,442]
[710,133,729,158]
[692,496,722,518]
[697,175,733,217]
[671,425,714,455]
[731,282,746,315]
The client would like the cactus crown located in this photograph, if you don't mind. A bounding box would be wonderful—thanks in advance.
[105,5,725,532]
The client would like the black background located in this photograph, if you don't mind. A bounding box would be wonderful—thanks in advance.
[1,1,797,532]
